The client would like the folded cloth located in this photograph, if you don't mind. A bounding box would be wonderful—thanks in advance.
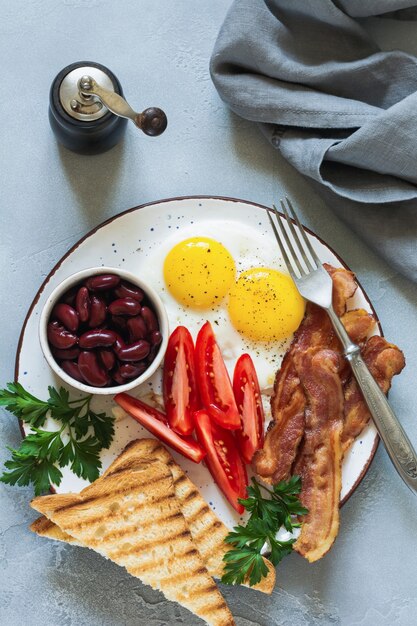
[210,0,417,282]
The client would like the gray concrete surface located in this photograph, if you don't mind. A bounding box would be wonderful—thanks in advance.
[1,2,417,625]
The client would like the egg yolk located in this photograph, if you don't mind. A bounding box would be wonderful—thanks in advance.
[227,267,305,341]
[163,237,236,309]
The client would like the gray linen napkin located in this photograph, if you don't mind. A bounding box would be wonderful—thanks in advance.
[210,0,417,282]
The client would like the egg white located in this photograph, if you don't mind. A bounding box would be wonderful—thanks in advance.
[144,220,296,404]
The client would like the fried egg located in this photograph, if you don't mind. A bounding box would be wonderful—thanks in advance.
[228,267,305,342]
[163,237,235,309]
[146,220,305,394]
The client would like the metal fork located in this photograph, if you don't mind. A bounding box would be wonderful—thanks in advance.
[268,198,417,495]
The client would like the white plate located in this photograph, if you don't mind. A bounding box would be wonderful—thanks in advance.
[16,196,379,530]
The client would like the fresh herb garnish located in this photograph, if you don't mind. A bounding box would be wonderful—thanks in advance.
[0,382,115,495]
[221,476,308,587]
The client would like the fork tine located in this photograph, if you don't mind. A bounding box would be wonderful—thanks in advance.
[274,204,305,277]
[285,197,321,268]
[280,198,316,273]
[267,211,297,280]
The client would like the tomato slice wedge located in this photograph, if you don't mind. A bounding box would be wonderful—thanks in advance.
[163,326,199,436]
[233,353,265,464]
[114,392,206,463]
[195,321,240,430]
[194,409,247,513]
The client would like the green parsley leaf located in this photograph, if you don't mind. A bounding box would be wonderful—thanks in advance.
[58,441,74,468]
[221,476,307,587]
[268,534,295,566]
[73,409,115,449]
[18,429,63,460]
[66,436,102,483]
[47,386,77,422]
[0,383,115,494]
[0,383,50,427]
[222,547,269,587]
[89,410,115,449]
[0,448,63,496]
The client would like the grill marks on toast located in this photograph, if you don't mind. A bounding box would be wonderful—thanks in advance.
[30,438,275,596]
[32,462,235,626]
[137,546,201,575]
[30,515,81,545]
[68,494,179,536]
[143,441,276,594]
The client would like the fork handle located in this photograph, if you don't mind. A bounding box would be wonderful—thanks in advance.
[327,307,417,494]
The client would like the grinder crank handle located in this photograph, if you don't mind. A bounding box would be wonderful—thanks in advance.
[79,75,167,136]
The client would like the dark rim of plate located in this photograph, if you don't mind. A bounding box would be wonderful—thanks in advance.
[14,195,381,505]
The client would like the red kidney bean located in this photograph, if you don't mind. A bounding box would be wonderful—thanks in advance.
[111,368,126,385]
[47,272,161,387]
[62,286,78,306]
[127,315,147,342]
[79,329,117,349]
[47,321,78,350]
[78,351,110,387]
[115,339,150,362]
[114,281,144,302]
[150,330,162,346]
[60,360,86,383]
[113,332,126,352]
[52,303,79,332]
[75,286,91,323]
[111,315,128,334]
[141,306,159,332]
[119,362,147,379]
[146,344,159,365]
[85,274,120,292]
[108,297,141,316]
[51,346,80,361]
[88,295,107,328]
[98,349,116,371]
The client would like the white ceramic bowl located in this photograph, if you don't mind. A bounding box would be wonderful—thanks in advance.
[39,266,169,395]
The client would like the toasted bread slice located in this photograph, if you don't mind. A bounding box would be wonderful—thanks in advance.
[107,440,276,594]
[31,439,276,594]
[30,514,81,546]
[31,462,235,626]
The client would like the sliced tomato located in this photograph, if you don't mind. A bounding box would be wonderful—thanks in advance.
[195,321,240,430]
[194,409,247,513]
[163,326,199,436]
[233,353,265,464]
[114,392,206,463]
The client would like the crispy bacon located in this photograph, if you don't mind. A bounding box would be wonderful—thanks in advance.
[342,336,405,455]
[324,263,356,316]
[253,353,305,483]
[253,262,404,563]
[338,309,377,385]
[253,265,374,484]
[291,348,344,562]
[340,309,377,348]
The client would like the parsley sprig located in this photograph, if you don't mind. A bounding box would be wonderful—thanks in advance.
[0,382,115,495]
[221,476,308,587]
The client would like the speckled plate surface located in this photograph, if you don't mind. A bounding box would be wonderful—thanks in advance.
[16,196,380,530]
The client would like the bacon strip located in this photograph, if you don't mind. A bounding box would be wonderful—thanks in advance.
[327,264,356,317]
[342,336,405,455]
[253,353,306,483]
[253,262,404,563]
[340,309,377,348]
[292,348,344,562]
[253,266,374,484]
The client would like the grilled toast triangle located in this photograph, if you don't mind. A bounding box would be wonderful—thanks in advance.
[31,462,235,626]
[109,439,276,594]
[30,438,276,594]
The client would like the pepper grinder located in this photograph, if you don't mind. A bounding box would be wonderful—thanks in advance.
[49,61,167,154]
